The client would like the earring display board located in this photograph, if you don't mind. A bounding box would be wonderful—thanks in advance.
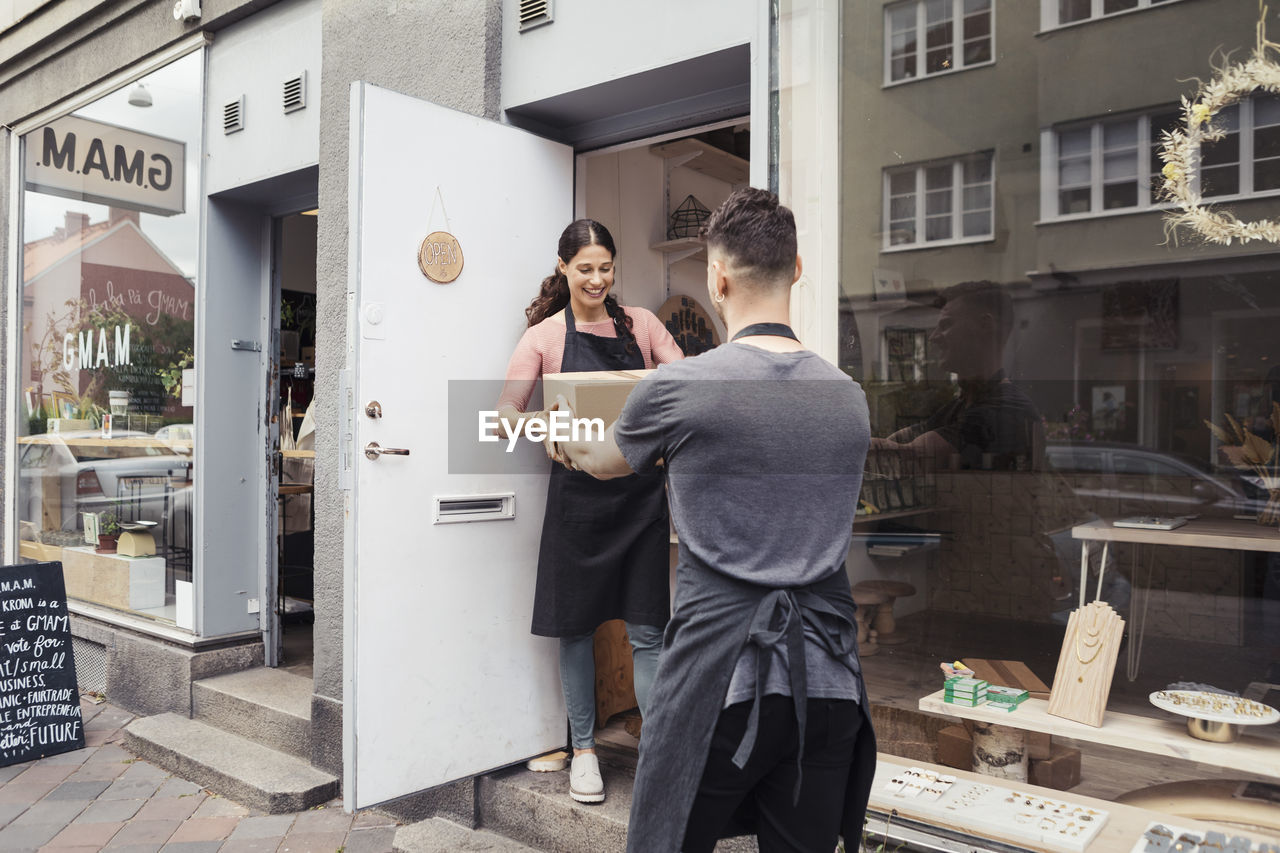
[873,763,1109,851]
[1048,601,1126,728]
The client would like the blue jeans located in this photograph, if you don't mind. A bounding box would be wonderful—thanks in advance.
[559,622,664,750]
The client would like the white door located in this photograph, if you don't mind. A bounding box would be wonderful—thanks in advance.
[345,82,572,808]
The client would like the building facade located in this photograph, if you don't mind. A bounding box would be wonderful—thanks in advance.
[2,0,1277,846]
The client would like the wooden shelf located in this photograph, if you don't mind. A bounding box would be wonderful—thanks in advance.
[918,689,1280,780]
[649,138,749,184]
[650,236,706,264]
[853,507,934,527]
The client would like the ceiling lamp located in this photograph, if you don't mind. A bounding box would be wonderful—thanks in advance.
[127,83,152,108]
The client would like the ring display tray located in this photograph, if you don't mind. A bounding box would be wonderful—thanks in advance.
[1129,820,1280,853]
[873,764,1109,851]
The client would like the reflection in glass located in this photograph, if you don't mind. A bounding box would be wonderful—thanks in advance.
[16,51,202,628]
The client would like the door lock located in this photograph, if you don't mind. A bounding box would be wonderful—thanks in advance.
[365,441,410,460]
[365,400,383,419]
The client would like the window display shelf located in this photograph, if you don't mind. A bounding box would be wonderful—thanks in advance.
[853,507,934,527]
[919,689,1280,780]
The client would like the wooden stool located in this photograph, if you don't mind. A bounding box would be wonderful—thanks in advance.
[852,579,916,645]
[850,585,887,657]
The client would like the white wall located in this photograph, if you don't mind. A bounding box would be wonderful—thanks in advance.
[500,0,756,111]
[204,0,320,196]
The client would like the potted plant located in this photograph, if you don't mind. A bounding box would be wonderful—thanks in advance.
[96,510,121,554]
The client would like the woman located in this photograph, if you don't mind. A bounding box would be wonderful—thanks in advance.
[497,219,684,804]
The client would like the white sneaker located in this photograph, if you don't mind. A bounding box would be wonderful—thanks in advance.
[569,753,605,803]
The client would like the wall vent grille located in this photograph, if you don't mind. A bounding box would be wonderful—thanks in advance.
[72,636,108,694]
[223,97,245,134]
[518,0,552,31]
[283,71,306,114]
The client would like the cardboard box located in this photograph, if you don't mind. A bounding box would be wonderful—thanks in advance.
[1027,730,1052,761]
[935,724,971,770]
[1029,744,1081,791]
[543,370,653,426]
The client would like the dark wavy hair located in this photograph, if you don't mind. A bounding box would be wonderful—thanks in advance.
[524,219,634,346]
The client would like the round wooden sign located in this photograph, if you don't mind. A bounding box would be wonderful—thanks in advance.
[657,294,721,357]
[418,231,464,283]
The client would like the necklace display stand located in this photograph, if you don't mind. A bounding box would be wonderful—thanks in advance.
[1047,601,1126,727]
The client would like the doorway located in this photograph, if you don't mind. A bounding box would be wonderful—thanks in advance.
[272,210,318,672]
[573,118,749,753]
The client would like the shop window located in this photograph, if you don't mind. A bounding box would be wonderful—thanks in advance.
[16,51,203,628]
[1042,0,1182,29]
[883,152,993,249]
[1047,96,1280,220]
[884,0,993,85]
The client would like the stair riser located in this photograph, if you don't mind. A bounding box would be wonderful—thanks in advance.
[123,727,336,813]
[193,682,310,760]
[478,774,628,853]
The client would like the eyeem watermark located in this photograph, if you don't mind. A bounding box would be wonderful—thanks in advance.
[478,411,604,452]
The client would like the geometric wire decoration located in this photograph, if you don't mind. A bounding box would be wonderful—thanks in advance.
[668,194,712,239]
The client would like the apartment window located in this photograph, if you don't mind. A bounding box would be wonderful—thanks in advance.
[885,0,993,84]
[884,152,994,248]
[1046,96,1280,219]
[1042,0,1178,29]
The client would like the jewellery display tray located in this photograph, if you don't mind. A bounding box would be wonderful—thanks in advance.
[872,763,1108,851]
[1149,691,1280,727]
[1129,820,1280,853]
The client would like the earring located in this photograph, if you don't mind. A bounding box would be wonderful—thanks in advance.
[714,291,725,303]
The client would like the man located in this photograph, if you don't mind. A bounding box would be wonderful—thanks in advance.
[882,280,1043,472]
[551,187,875,852]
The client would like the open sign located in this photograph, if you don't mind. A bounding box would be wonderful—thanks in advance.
[24,115,186,217]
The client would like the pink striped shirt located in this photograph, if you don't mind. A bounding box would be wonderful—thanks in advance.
[498,306,685,411]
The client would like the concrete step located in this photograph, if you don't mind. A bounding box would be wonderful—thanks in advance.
[123,712,338,813]
[394,817,539,852]
[476,763,758,853]
[193,667,311,759]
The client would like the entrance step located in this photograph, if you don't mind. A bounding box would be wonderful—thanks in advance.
[123,713,338,813]
[193,667,312,759]
[473,764,758,853]
[394,817,539,852]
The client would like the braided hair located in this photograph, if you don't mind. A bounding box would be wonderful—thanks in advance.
[524,219,635,350]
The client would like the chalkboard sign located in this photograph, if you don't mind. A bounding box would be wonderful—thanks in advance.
[0,562,84,766]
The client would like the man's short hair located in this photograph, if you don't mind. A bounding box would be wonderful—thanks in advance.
[937,280,1014,343]
[701,187,797,286]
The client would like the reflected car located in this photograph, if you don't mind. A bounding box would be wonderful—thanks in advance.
[17,430,193,546]
[1044,441,1265,519]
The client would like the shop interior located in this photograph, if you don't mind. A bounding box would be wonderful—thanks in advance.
[574,120,748,752]
[274,209,318,672]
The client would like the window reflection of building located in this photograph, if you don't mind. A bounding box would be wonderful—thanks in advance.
[16,52,201,627]
[844,0,1280,810]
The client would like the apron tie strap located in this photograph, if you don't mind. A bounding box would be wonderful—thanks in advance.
[730,587,863,805]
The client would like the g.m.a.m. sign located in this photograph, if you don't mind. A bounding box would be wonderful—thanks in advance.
[24,114,185,217]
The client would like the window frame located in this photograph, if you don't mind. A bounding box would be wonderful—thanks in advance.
[882,151,996,252]
[1038,0,1189,31]
[883,0,996,87]
[1040,98,1280,222]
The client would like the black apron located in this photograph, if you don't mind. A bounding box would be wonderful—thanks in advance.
[530,306,670,637]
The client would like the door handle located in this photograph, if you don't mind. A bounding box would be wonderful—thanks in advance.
[365,441,411,460]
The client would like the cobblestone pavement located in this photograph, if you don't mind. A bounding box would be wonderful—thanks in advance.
[0,696,400,853]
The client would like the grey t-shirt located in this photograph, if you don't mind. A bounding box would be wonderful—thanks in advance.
[613,342,870,706]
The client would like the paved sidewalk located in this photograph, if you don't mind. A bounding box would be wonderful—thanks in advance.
[0,695,400,853]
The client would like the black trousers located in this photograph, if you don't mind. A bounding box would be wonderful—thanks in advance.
[681,695,863,853]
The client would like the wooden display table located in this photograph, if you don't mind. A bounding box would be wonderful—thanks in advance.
[918,690,1280,780]
[61,546,165,611]
[1071,517,1280,608]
